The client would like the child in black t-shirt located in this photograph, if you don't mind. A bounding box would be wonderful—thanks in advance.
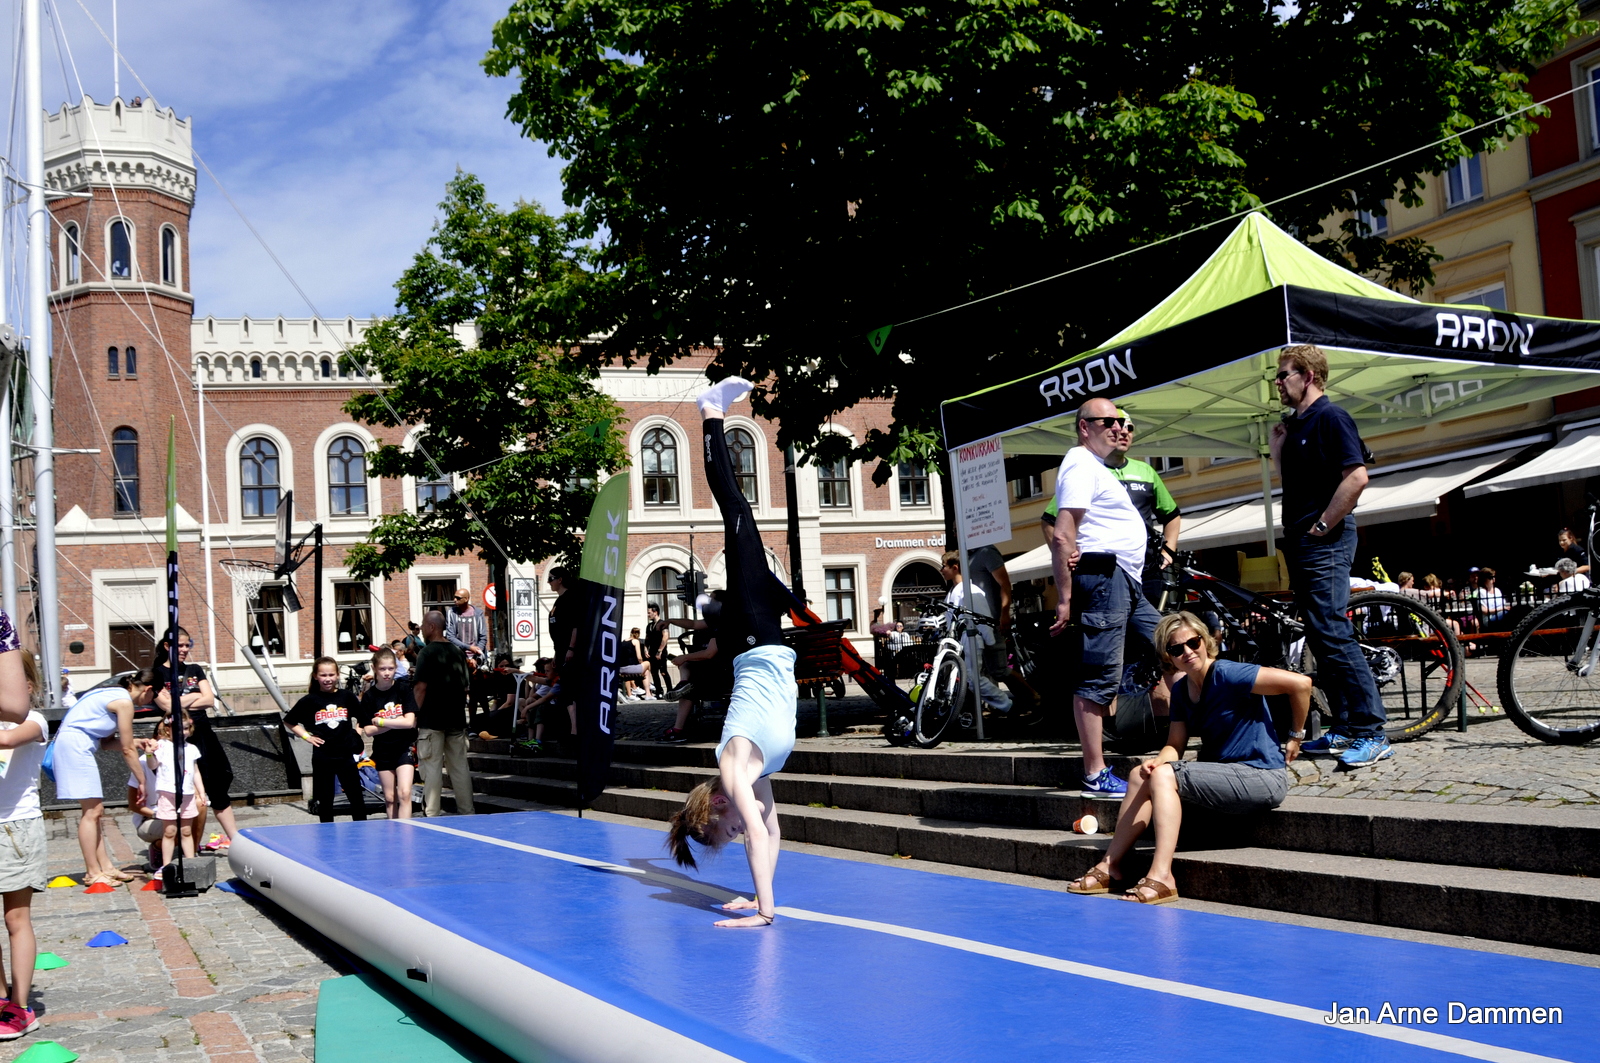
[359,648,417,820]
[285,657,368,824]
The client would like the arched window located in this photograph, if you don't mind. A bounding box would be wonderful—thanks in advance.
[107,347,119,377]
[328,435,367,516]
[160,227,176,285]
[818,458,851,508]
[646,566,691,621]
[124,345,137,375]
[251,358,263,379]
[241,437,280,518]
[726,427,758,504]
[109,220,131,279]
[64,223,80,285]
[112,427,138,515]
[320,358,332,379]
[640,427,679,505]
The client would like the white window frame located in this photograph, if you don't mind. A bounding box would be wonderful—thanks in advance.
[1446,283,1507,311]
[105,216,136,281]
[159,224,181,288]
[1013,472,1044,501]
[61,222,81,286]
[1444,155,1484,208]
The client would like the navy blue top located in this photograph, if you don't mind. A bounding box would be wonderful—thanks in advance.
[1280,395,1366,535]
[1170,659,1285,770]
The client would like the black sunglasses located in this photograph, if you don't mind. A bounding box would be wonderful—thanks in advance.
[1165,635,1205,657]
[1274,368,1300,382]
[1083,416,1127,429]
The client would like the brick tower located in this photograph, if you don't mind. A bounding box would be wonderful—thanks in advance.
[46,93,196,520]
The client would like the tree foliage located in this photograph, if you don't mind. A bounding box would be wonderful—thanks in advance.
[341,173,626,580]
[485,0,1587,472]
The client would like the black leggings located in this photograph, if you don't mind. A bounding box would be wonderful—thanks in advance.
[311,757,368,823]
[703,417,785,652]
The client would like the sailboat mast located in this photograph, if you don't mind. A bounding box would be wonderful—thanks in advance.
[24,0,61,708]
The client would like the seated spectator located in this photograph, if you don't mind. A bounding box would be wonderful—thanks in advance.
[618,629,652,701]
[886,621,912,653]
[1396,572,1421,599]
[1474,567,1509,625]
[1556,557,1591,594]
[1416,573,1462,638]
[1065,611,1306,905]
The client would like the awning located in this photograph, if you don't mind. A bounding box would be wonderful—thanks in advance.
[1181,454,1509,550]
[1005,542,1052,582]
[1463,427,1600,498]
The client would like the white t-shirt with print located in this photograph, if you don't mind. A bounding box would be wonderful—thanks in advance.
[154,739,203,795]
[0,711,49,823]
[1054,446,1149,581]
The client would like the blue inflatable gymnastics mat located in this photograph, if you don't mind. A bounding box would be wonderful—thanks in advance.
[230,812,1595,1063]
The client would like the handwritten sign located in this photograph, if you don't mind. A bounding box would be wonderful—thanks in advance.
[954,435,1009,548]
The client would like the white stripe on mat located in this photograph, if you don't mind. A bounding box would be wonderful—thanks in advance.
[402,819,1573,1063]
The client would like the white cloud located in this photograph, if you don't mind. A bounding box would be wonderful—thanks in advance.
[20,0,564,317]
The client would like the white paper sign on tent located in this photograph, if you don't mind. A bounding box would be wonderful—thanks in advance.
[954,434,1009,549]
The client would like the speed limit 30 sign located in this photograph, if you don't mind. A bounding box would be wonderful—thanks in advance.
[515,618,535,640]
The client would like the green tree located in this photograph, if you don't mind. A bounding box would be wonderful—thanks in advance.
[485,0,1586,473]
[341,173,626,580]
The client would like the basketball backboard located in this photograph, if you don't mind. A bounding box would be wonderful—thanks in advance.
[273,491,294,578]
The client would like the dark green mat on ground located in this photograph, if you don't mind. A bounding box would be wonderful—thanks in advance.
[315,972,509,1063]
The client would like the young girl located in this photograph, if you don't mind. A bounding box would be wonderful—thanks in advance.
[285,658,368,823]
[152,712,203,872]
[0,645,51,1040]
[359,649,417,820]
[666,378,797,929]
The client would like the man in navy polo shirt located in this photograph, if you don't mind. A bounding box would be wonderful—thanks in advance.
[1269,344,1389,768]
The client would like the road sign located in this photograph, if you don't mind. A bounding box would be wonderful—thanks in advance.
[483,585,497,611]
[511,578,539,641]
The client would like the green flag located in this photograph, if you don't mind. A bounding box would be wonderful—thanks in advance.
[165,416,177,553]
[579,474,630,585]
[867,325,892,354]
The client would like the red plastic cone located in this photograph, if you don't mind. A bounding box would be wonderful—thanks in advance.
[83,882,116,895]
[140,879,160,891]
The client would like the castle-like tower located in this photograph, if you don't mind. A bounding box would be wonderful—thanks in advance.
[46,94,196,520]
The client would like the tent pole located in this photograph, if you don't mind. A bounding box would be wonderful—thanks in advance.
[1259,452,1276,558]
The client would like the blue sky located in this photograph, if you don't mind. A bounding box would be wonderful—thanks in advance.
[19,0,564,318]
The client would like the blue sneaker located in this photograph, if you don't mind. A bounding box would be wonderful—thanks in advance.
[1337,735,1393,768]
[1298,732,1353,757]
[1081,767,1127,798]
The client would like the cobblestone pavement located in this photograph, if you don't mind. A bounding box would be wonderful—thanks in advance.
[3,803,345,1063]
[611,685,1600,806]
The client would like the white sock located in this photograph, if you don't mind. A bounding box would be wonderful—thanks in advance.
[697,377,753,417]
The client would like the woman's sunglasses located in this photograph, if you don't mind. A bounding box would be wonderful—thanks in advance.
[1165,635,1205,657]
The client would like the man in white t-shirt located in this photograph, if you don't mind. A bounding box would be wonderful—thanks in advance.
[1050,397,1161,798]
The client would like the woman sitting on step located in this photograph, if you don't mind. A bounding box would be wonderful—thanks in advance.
[1066,611,1307,905]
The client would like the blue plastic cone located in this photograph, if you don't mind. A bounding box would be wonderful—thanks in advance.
[85,931,127,948]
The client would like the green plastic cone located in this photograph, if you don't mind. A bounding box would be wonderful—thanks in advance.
[33,951,68,970]
[13,1041,79,1063]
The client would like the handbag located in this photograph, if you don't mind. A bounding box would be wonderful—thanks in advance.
[40,737,55,783]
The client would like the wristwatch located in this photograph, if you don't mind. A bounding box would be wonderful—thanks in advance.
[1289,729,1307,740]
[1311,519,1330,534]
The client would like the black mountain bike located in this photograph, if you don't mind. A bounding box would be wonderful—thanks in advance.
[1150,546,1464,743]
[1496,503,1600,744]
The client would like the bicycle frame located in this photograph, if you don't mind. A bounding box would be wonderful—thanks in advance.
[918,601,991,736]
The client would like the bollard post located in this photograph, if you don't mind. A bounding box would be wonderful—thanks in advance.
[1457,684,1468,732]
[817,684,830,738]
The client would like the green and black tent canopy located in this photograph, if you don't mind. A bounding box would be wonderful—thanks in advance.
[940,212,1600,553]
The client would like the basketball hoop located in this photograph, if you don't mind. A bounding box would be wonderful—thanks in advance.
[220,558,275,602]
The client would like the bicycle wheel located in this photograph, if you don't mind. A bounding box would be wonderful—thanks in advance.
[911,654,963,749]
[1497,594,1600,744]
[1345,591,1463,742]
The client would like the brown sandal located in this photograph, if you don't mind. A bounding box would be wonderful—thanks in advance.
[1122,877,1179,905]
[1065,866,1113,895]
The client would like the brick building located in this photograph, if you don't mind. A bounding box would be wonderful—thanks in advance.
[37,94,934,692]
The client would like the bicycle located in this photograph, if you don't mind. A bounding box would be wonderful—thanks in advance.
[891,601,1000,749]
[1151,546,1464,743]
[1496,503,1600,744]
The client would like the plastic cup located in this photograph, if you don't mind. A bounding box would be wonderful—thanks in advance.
[1073,815,1099,835]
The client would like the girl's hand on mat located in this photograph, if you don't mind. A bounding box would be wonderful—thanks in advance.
[720,896,758,911]
[714,913,775,928]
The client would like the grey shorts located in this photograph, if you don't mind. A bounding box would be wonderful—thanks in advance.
[0,817,47,893]
[135,817,167,844]
[1073,569,1161,706]
[1172,761,1288,815]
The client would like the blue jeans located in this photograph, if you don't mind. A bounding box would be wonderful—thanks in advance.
[1073,569,1161,706]
[1288,518,1385,738]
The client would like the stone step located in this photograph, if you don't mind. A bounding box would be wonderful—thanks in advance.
[464,752,1600,877]
[447,775,1600,953]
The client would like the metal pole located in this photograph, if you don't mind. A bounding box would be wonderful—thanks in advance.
[111,0,118,101]
[0,196,18,630]
[312,524,323,658]
[24,0,61,709]
[1259,448,1276,559]
[197,367,221,710]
